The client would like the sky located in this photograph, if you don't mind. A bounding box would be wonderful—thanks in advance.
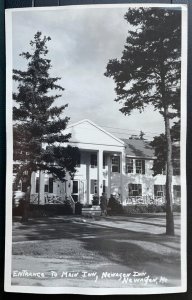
[12,6,166,140]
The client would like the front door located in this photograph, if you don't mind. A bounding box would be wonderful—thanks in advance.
[72,180,86,203]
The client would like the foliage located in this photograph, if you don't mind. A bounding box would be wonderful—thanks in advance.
[150,121,180,176]
[13,32,80,186]
[107,197,123,214]
[123,204,180,214]
[75,202,83,215]
[105,8,181,117]
[105,8,181,235]
[92,195,99,206]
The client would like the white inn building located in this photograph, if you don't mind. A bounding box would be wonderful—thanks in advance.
[28,119,180,206]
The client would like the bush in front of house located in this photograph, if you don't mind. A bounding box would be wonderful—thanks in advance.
[92,195,99,206]
[28,202,74,217]
[172,204,181,212]
[107,197,124,215]
[75,202,83,215]
[123,203,180,214]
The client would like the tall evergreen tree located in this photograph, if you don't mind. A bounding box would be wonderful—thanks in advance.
[13,32,79,220]
[105,8,181,235]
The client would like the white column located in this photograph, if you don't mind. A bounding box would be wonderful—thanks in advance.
[86,160,90,204]
[120,151,126,204]
[107,154,111,198]
[97,150,103,198]
[30,172,36,195]
[39,170,45,205]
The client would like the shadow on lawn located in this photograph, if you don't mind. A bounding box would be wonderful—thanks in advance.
[108,218,180,229]
[12,217,181,273]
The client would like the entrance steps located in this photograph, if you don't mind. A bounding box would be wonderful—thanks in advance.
[82,205,101,217]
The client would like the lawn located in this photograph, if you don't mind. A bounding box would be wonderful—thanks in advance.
[11,214,181,288]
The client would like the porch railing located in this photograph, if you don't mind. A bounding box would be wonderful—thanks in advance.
[30,193,76,213]
[123,196,180,206]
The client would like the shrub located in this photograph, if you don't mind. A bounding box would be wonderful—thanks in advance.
[92,195,99,206]
[107,197,123,215]
[173,204,181,212]
[28,203,73,217]
[123,203,180,214]
[75,202,83,215]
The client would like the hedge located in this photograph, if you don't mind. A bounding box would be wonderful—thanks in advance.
[123,203,180,214]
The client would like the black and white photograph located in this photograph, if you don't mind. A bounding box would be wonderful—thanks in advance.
[5,3,187,295]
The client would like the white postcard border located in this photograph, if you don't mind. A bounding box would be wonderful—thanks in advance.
[4,3,188,294]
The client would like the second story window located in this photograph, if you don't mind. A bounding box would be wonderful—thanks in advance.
[135,159,145,174]
[111,155,120,173]
[91,154,97,168]
[126,158,133,173]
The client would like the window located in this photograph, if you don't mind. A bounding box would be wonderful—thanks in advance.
[154,185,165,197]
[72,180,78,194]
[90,154,97,168]
[91,180,98,194]
[135,159,145,174]
[173,159,180,176]
[111,155,120,173]
[128,184,142,196]
[126,158,133,173]
[44,177,54,193]
[173,185,181,199]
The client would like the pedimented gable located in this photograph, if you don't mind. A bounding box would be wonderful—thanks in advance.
[64,119,124,147]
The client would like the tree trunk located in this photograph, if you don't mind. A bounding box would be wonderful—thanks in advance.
[164,107,175,235]
[21,172,31,222]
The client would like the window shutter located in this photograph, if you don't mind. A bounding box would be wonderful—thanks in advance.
[49,178,53,193]
[154,185,157,196]
[142,160,145,174]
[91,180,95,194]
[139,184,142,196]
[128,184,132,196]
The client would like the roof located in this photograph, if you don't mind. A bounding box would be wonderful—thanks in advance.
[121,138,155,159]
[67,119,125,146]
